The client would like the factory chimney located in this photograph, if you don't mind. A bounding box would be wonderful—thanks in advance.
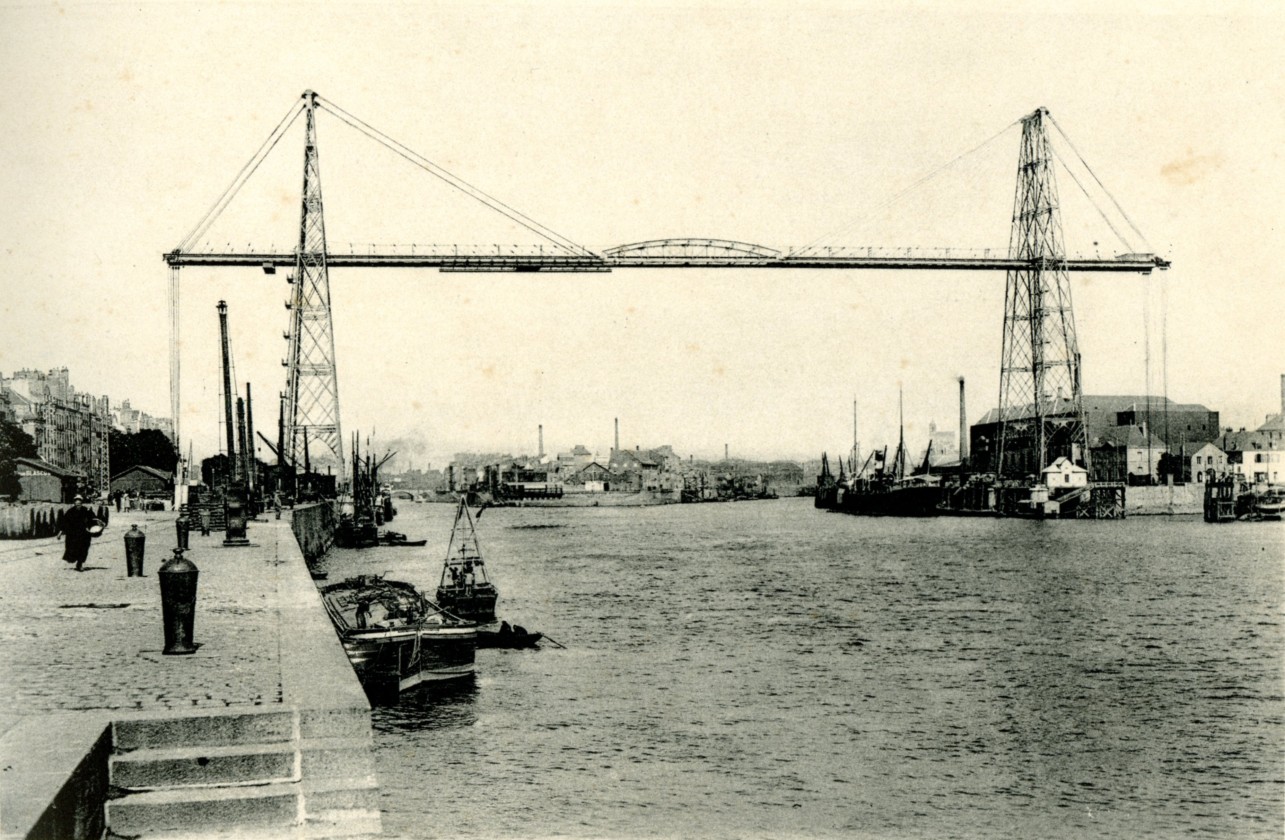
[614,418,620,454]
[958,377,968,467]
[538,424,544,458]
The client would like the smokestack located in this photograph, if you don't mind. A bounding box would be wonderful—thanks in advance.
[958,377,968,466]
[538,424,544,458]
[614,418,619,453]
[725,443,729,461]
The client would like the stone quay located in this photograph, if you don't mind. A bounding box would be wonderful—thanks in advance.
[0,506,379,839]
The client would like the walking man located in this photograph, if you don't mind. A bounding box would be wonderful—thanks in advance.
[57,495,97,572]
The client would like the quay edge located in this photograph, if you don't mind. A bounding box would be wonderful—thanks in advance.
[0,509,380,840]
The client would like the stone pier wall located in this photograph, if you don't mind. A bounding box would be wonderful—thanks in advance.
[1126,484,1202,515]
[290,502,336,563]
[0,512,379,839]
[0,503,111,539]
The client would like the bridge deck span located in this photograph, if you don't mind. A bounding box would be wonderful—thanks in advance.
[165,251,1169,274]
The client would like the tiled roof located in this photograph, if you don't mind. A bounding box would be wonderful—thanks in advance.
[110,464,174,482]
[977,395,1214,426]
[14,457,76,478]
[1091,425,1168,450]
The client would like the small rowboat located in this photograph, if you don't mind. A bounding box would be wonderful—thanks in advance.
[379,531,427,547]
[477,622,542,649]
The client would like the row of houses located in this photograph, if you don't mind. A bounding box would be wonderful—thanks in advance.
[450,442,802,499]
[464,444,688,495]
[1,367,174,497]
[965,385,1284,486]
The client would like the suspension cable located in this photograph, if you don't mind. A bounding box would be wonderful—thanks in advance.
[1048,114,1153,252]
[1048,143,1134,253]
[787,118,1020,258]
[315,95,594,257]
[178,100,305,253]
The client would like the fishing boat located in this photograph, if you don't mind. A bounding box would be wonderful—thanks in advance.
[435,497,500,623]
[320,574,476,702]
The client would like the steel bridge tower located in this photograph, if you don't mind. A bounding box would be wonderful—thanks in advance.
[995,108,1088,480]
[284,91,345,482]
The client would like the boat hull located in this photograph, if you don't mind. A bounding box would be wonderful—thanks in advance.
[321,574,477,703]
[838,484,943,517]
[340,625,477,702]
[335,518,379,548]
[435,584,499,623]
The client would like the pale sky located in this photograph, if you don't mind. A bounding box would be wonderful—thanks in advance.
[1,2,1281,471]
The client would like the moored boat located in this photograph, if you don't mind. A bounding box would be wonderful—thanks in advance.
[379,530,428,547]
[814,453,841,510]
[476,620,543,649]
[837,388,944,517]
[1252,486,1285,520]
[321,574,476,702]
[335,436,392,548]
[435,497,500,623]
[335,493,379,548]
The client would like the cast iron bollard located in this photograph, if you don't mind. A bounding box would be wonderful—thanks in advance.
[198,507,211,536]
[158,547,199,655]
[124,524,146,577]
[175,512,190,550]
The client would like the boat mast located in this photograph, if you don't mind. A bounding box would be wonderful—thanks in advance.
[895,385,907,481]
[851,396,859,476]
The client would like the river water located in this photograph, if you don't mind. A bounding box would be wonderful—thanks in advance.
[317,498,1283,839]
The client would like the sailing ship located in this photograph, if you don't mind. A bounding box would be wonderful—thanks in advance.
[831,388,944,517]
[434,497,500,623]
[335,435,393,549]
[320,574,476,702]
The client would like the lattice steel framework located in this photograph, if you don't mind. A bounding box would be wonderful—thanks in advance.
[995,108,1088,480]
[284,91,345,481]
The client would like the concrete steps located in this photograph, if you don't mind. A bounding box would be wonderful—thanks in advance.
[104,708,380,838]
[109,742,300,791]
[104,783,300,837]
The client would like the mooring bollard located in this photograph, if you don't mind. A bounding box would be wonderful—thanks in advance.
[158,547,199,655]
[175,512,190,550]
[124,524,146,577]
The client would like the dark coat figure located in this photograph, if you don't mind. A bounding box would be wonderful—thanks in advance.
[58,498,97,571]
